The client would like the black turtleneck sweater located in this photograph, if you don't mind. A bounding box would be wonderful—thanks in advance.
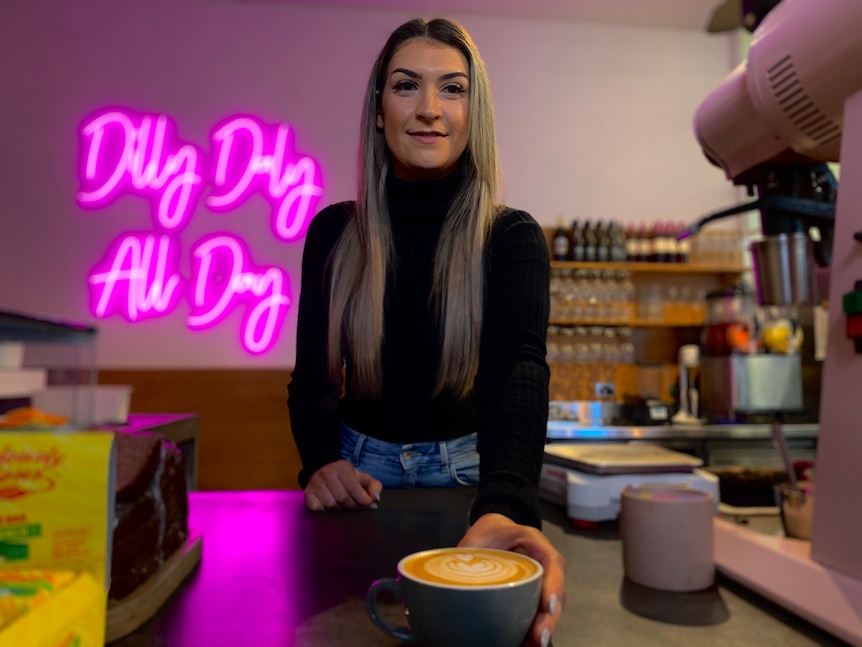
[288,170,550,528]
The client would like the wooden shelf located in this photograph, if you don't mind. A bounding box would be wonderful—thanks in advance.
[547,253,743,394]
[550,261,747,274]
[550,318,705,328]
[548,362,680,403]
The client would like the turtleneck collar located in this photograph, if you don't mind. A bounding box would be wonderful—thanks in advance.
[385,164,464,220]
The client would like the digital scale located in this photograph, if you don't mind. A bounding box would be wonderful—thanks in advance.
[539,443,720,523]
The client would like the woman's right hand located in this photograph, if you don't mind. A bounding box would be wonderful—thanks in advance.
[304,460,383,512]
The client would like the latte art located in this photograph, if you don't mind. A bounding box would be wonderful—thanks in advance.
[402,548,540,586]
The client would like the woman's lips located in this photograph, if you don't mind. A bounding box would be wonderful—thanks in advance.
[409,132,446,144]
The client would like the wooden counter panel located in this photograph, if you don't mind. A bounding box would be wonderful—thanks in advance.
[99,370,301,491]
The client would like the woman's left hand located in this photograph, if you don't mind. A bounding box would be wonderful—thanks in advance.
[457,513,566,647]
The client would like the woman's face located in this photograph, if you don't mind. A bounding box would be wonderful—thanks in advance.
[378,39,470,181]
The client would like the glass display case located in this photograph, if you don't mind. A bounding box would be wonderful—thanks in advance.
[0,309,98,428]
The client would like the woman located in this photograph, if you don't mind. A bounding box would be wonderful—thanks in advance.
[288,17,565,647]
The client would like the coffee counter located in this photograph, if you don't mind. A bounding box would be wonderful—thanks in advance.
[546,421,819,466]
[109,489,846,646]
[546,421,819,441]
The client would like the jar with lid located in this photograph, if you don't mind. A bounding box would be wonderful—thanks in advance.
[701,284,760,355]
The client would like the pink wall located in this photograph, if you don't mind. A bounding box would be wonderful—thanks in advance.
[0,0,735,368]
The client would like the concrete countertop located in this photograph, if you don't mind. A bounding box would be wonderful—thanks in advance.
[111,489,849,646]
[535,500,846,646]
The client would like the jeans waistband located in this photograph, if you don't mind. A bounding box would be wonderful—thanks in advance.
[340,422,476,467]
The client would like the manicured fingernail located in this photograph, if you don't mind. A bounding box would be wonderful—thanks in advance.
[373,491,381,502]
[369,503,378,510]
[549,593,559,616]
[540,627,551,647]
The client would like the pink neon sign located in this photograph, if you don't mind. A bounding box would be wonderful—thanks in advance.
[77,109,323,240]
[78,112,203,231]
[187,235,290,355]
[77,108,322,355]
[89,232,290,354]
[207,116,323,241]
[89,233,183,322]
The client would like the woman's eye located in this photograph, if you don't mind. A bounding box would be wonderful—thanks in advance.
[442,83,466,95]
[392,80,417,92]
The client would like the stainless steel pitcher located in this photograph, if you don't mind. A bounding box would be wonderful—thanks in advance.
[750,233,819,306]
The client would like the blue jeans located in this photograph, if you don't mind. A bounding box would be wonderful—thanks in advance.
[339,423,480,489]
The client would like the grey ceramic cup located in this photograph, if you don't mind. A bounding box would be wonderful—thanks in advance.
[366,547,543,647]
[620,484,715,592]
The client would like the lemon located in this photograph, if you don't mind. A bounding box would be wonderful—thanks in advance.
[763,319,803,354]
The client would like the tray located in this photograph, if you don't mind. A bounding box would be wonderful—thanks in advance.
[543,442,703,475]
[106,531,203,643]
[718,502,780,518]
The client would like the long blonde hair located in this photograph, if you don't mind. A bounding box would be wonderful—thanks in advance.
[327,18,501,400]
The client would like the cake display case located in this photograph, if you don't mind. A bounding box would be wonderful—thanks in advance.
[0,309,98,427]
[0,311,201,640]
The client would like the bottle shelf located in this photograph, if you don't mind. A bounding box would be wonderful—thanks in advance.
[549,318,706,328]
[545,224,747,405]
[550,261,747,274]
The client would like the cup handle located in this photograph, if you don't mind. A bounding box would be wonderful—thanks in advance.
[366,577,415,643]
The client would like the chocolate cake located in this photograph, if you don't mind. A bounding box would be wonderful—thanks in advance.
[110,430,189,600]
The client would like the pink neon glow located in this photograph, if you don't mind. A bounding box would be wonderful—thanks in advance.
[187,234,291,355]
[206,117,323,242]
[77,110,203,230]
[88,233,183,321]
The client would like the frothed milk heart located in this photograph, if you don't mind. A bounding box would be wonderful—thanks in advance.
[401,548,540,587]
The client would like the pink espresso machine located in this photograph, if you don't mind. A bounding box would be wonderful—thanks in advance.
[685,0,862,642]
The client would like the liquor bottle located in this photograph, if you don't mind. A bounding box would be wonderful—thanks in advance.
[606,222,616,262]
[584,221,597,262]
[571,220,585,262]
[611,222,627,262]
[677,222,691,264]
[661,222,675,263]
[669,222,683,263]
[625,223,639,262]
[635,223,649,263]
[646,223,658,263]
[661,222,676,263]
[552,217,571,261]
[596,222,610,262]
[653,222,670,263]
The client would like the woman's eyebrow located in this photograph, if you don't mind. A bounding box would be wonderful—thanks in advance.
[390,68,469,81]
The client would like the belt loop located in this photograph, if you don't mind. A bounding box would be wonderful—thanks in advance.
[341,422,366,466]
[438,438,449,467]
[352,432,366,465]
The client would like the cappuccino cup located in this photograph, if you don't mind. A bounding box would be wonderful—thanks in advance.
[366,546,542,647]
